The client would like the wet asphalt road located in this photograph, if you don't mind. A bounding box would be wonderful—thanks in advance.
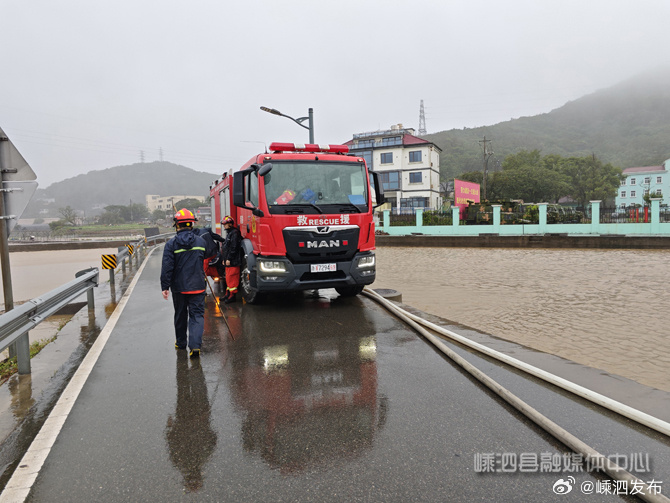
[20,249,669,502]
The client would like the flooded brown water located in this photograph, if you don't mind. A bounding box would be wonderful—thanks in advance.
[374,247,670,393]
[1,248,117,305]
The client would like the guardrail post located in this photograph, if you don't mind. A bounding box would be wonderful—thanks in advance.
[16,332,30,374]
[76,267,98,313]
[87,288,95,311]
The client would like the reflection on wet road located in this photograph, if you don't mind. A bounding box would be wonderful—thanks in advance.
[227,294,385,474]
[165,354,216,492]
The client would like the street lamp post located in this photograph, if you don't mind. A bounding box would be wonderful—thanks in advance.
[260,106,314,144]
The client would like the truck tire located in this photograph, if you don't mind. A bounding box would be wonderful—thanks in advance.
[240,255,264,304]
[335,285,364,297]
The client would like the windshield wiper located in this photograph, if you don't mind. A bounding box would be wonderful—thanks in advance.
[287,203,324,214]
[337,203,362,213]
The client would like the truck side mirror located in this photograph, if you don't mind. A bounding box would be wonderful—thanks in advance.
[258,163,273,177]
[371,171,385,207]
[233,171,246,207]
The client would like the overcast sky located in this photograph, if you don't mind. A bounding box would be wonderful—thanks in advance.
[1,0,669,188]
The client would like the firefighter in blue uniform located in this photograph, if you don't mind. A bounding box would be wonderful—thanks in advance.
[161,209,207,358]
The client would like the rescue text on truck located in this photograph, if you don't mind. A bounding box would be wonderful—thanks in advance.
[230,142,384,303]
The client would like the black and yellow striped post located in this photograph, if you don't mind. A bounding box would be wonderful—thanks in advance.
[102,254,117,287]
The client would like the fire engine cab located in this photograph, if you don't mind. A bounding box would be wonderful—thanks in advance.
[209,142,384,303]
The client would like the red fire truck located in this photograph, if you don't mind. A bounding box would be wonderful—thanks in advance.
[209,142,384,303]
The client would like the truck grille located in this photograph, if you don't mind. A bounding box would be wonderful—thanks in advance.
[283,227,359,264]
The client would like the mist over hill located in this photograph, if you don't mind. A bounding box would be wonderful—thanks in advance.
[25,161,219,218]
[425,66,670,180]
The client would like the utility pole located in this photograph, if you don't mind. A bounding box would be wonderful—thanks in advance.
[479,136,493,201]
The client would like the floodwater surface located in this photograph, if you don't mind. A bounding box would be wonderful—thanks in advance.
[374,246,670,392]
[0,248,117,306]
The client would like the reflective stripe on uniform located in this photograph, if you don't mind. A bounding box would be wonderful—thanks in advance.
[174,247,207,254]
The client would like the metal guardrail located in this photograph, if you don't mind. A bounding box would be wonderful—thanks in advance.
[0,268,99,375]
[145,232,174,246]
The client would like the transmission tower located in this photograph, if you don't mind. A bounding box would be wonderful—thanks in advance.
[418,100,427,136]
[139,150,145,163]
[159,147,164,162]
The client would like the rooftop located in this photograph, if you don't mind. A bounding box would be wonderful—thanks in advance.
[623,165,665,174]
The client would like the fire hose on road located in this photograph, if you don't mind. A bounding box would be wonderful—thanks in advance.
[362,287,670,503]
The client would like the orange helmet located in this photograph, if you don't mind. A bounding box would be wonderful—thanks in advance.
[174,208,197,227]
[222,215,235,226]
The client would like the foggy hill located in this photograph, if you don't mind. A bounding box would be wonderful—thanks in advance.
[424,66,670,180]
[25,161,219,217]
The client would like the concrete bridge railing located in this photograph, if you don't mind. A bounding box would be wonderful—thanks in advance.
[379,199,670,237]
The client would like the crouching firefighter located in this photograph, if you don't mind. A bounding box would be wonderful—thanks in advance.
[221,215,242,303]
[161,209,207,358]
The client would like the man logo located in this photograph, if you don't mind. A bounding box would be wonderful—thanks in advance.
[307,240,340,249]
[316,226,330,233]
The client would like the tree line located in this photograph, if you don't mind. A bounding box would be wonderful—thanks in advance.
[50,198,204,229]
[457,150,623,207]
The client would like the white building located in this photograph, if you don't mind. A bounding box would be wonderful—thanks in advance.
[345,124,441,212]
[616,159,669,207]
[145,194,206,213]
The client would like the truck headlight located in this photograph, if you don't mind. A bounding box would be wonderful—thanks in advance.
[357,255,375,269]
[259,260,287,273]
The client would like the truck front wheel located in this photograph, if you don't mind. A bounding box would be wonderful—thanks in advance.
[240,255,264,304]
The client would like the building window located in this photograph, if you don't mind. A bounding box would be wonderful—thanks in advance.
[380,136,402,147]
[657,176,663,183]
[630,178,636,185]
[656,189,663,196]
[380,171,400,191]
[356,139,374,148]
[360,150,373,169]
[409,151,422,163]
[400,197,428,208]
[380,152,393,164]
[620,191,626,198]
[644,177,651,184]
[631,190,636,197]
[620,180,626,186]
[620,203,626,208]
[409,172,422,183]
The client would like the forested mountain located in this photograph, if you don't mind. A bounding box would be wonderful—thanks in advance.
[425,66,670,181]
[25,161,219,217]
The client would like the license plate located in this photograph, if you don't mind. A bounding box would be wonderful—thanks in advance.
[311,263,336,273]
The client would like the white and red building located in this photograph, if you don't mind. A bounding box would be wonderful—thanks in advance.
[345,124,441,212]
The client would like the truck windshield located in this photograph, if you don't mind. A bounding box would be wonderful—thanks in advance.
[263,161,368,214]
